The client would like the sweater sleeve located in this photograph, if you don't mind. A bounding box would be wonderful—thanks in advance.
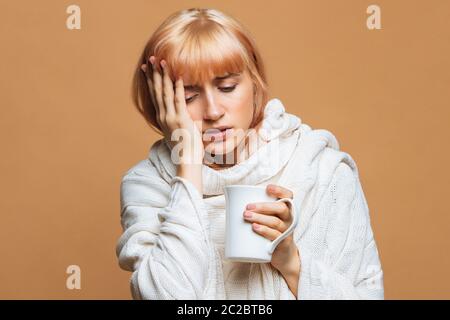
[296,162,384,300]
[115,169,214,300]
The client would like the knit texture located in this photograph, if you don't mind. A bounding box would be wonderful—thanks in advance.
[116,98,384,300]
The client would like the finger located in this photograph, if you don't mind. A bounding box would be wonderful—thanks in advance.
[147,57,167,133]
[152,57,166,124]
[246,201,291,221]
[161,60,176,118]
[141,62,159,117]
[243,211,287,233]
[266,184,294,199]
[252,223,282,241]
[174,75,189,118]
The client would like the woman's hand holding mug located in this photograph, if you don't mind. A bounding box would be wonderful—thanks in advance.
[243,184,300,276]
[224,183,300,297]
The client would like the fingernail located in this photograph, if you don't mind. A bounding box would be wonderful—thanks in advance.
[149,56,155,65]
[160,60,166,68]
[253,224,260,230]
[243,211,252,218]
[246,204,255,210]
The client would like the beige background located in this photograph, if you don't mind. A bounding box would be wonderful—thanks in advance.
[1,0,449,299]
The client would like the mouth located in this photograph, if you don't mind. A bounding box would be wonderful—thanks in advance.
[202,126,234,142]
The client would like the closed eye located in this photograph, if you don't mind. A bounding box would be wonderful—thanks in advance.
[185,85,237,103]
[185,95,198,103]
[219,85,237,92]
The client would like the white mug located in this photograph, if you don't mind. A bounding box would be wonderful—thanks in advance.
[223,185,298,263]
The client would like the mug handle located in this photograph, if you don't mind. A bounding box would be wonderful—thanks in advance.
[266,197,298,255]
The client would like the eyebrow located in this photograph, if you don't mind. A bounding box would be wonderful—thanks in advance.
[184,72,241,90]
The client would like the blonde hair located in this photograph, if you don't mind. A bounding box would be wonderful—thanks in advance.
[132,7,269,135]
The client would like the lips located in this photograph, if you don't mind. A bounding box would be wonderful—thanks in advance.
[202,127,233,142]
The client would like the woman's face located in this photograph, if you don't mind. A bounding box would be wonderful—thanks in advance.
[181,69,256,160]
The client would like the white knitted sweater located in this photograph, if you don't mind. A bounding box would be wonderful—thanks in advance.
[116,98,384,300]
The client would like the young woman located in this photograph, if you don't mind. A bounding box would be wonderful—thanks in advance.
[116,7,384,300]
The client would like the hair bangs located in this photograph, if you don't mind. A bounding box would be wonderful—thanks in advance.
[163,26,248,85]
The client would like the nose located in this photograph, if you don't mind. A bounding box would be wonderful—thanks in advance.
[203,96,225,121]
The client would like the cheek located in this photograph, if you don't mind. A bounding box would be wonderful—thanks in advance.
[187,106,202,121]
[229,97,254,128]
[226,83,254,122]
